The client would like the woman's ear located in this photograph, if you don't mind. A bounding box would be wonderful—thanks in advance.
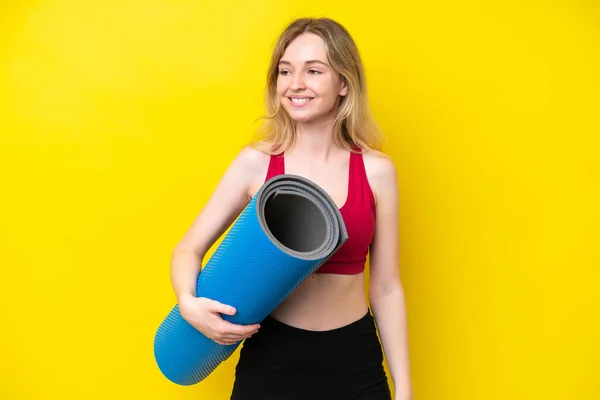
[339,76,349,97]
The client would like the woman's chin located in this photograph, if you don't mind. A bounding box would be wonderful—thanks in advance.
[284,109,313,123]
[291,115,313,123]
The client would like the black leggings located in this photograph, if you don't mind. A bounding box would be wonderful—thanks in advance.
[230,309,391,400]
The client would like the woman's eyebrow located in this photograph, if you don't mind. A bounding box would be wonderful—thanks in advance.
[279,60,330,67]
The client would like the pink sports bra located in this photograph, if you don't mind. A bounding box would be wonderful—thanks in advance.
[264,149,376,274]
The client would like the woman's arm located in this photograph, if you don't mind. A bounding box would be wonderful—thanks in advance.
[169,146,268,344]
[366,153,413,400]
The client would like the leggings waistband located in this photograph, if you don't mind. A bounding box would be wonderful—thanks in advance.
[262,308,374,337]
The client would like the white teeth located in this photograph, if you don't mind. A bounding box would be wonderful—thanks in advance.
[291,98,310,104]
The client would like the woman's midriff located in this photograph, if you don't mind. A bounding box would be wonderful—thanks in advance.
[269,272,369,331]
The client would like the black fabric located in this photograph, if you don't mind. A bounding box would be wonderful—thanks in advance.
[230,310,391,400]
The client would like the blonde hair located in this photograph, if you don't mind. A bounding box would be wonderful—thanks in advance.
[250,18,383,154]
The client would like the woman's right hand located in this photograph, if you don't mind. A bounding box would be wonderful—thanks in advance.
[178,295,260,345]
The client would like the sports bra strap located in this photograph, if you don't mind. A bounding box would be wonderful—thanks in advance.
[264,152,284,182]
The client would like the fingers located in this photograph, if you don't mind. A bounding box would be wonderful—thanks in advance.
[214,337,247,345]
[220,320,261,335]
[199,299,261,344]
[207,300,237,316]
[212,320,260,345]
[214,338,237,345]
[213,332,254,345]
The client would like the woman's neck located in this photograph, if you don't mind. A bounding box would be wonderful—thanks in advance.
[292,119,340,161]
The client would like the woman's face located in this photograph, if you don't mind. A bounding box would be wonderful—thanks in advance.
[276,33,348,124]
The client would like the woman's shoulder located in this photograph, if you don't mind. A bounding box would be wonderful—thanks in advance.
[233,143,272,172]
[360,148,397,204]
[227,141,278,185]
[361,148,396,178]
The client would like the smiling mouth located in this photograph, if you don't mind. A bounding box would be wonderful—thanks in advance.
[288,97,314,107]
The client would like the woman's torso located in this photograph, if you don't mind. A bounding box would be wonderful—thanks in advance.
[247,146,376,331]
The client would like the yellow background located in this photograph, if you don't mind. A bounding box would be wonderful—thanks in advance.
[1,0,599,399]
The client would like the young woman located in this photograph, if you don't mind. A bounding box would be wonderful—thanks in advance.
[170,18,413,400]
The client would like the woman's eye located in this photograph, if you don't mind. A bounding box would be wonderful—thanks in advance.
[308,69,321,75]
[279,70,291,75]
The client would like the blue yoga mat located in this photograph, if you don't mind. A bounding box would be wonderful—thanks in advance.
[154,174,348,385]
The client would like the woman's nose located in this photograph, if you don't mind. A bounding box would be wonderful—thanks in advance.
[291,72,306,90]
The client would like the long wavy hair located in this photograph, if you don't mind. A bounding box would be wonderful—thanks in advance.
[250,18,383,154]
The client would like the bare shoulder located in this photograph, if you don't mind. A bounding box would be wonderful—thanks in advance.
[222,144,271,182]
[234,144,270,172]
[232,144,271,198]
[361,149,398,205]
[362,149,397,184]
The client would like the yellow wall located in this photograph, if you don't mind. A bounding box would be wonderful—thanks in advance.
[1,1,598,399]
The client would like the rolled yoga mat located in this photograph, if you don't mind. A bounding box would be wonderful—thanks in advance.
[153,174,349,386]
